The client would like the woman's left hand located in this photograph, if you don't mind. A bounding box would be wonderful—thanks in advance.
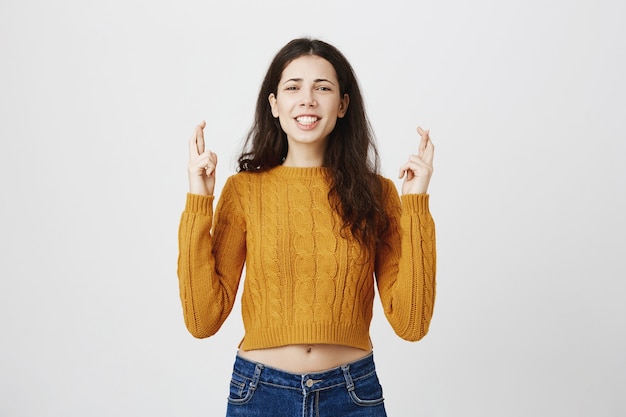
[398,126,434,195]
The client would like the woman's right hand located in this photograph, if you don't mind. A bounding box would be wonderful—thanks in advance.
[187,120,218,196]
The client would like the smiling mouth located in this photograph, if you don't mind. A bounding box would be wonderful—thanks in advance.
[296,116,319,126]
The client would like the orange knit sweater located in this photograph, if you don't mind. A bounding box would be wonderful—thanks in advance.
[177,165,436,350]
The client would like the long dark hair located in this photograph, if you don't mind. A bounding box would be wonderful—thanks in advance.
[238,38,388,247]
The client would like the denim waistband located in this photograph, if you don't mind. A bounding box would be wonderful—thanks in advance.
[232,352,377,393]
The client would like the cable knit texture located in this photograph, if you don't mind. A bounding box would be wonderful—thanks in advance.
[177,165,436,350]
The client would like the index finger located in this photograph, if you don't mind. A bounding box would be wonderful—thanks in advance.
[419,127,435,164]
[416,126,429,153]
[196,120,206,154]
[188,120,207,157]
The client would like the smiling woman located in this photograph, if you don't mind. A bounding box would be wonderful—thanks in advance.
[177,37,436,417]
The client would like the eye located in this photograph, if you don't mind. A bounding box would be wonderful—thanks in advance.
[284,85,299,91]
[316,86,332,91]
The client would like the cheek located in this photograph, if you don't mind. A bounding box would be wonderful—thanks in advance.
[277,114,291,131]
[273,99,292,117]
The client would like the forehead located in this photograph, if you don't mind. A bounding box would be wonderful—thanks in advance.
[280,55,338,82]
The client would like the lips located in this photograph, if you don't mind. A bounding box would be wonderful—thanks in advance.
[295,116,319,125]
[294,116,320,131]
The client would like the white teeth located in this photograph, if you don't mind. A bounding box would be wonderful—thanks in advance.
[296,116,318,125]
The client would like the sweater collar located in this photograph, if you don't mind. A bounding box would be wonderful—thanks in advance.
[270,165,331,179]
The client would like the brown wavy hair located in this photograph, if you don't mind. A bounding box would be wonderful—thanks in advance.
[237,38,389,247]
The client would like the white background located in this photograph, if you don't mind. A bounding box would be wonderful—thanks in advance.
[1,0,625,416]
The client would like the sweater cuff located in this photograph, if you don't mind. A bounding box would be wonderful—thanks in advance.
[401,193,430,213]
[185,193,214,216]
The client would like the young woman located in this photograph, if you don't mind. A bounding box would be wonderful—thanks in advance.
[178,38,436,417]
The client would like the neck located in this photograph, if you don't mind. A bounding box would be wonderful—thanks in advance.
[282,142,326,168]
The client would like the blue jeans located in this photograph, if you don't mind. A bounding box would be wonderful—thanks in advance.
[225,352,388,417]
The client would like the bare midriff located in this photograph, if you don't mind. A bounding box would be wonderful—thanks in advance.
[238,344,372,374]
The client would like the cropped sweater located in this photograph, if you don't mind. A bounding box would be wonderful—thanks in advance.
[177,165,436,351]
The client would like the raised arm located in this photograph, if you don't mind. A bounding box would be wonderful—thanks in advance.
[177,123,246,338]
[376,126,436,341]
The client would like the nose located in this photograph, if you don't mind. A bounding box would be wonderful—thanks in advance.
[300,88,317,107]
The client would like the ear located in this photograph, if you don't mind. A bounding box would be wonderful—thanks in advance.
[338,94,350,118]
[268,93,279,118]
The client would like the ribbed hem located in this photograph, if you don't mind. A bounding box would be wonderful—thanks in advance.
[401,193,430,213]
[240,323,372,351]
[185,193,214,216]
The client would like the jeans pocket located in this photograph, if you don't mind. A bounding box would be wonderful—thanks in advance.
[347,371,385,407]
[227,373,256,405]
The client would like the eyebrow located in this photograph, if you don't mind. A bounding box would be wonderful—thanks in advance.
[282,78,336,86]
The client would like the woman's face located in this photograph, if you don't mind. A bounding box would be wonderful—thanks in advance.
[269,55,349,151]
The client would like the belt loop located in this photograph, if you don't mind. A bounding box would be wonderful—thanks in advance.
[250,363,264,390]
[341,364,354,392]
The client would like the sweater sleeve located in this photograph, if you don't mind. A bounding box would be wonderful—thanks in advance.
[177,177,246,338]
[375,178,436,341]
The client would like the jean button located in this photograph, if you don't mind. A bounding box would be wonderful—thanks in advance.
[305,379,314,388]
